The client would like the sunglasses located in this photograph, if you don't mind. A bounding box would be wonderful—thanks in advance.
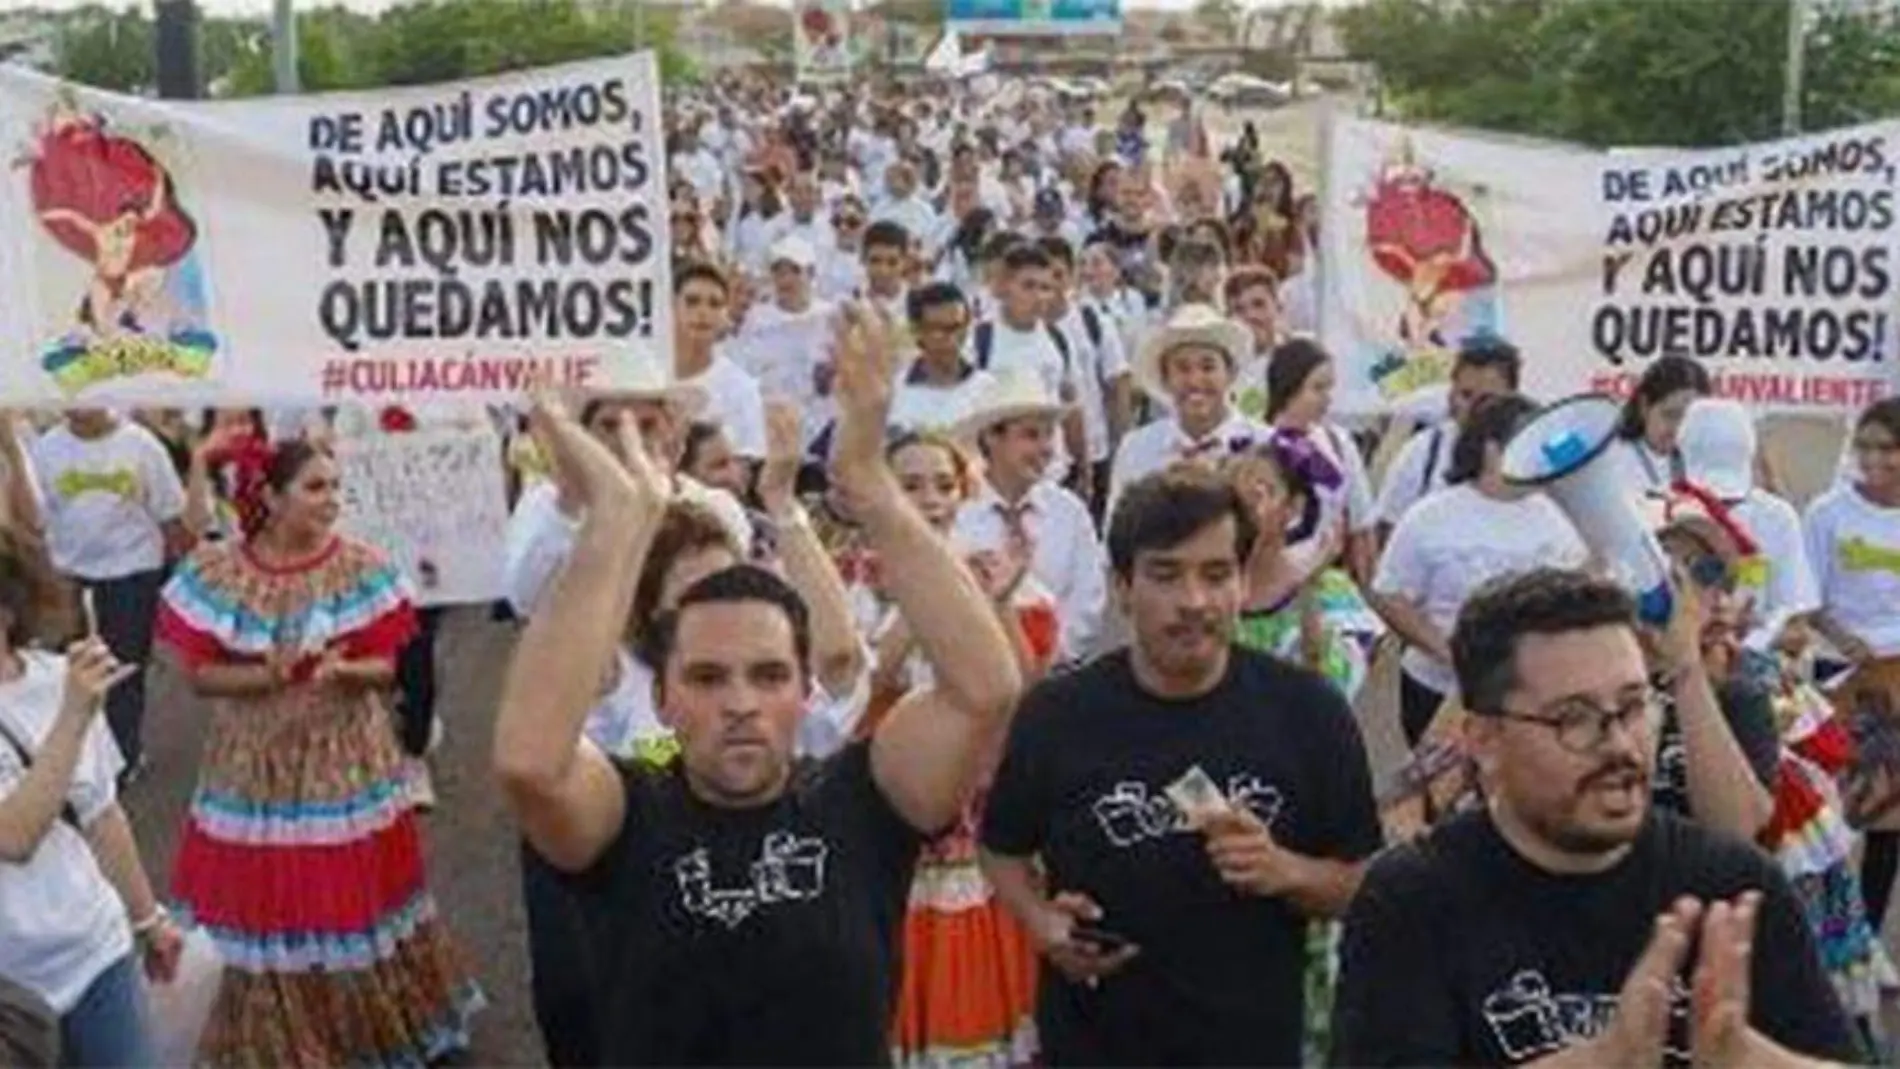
[1684,551,1734,593]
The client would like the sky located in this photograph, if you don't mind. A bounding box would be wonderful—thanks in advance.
[17,0,1356,18]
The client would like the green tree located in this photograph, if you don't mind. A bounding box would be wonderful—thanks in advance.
[50,0,697,98]
[1338,0,1900,148]
[52,5,156,94]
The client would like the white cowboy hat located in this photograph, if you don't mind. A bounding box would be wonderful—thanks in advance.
[1133,303,1252,401]
[590,355,708,418]
[951,366,1068,442]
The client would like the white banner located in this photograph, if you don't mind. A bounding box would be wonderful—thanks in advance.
[1321,116,1900,416]
[0,53,672,407]
[795,0,855,83]
[334,429,510,607]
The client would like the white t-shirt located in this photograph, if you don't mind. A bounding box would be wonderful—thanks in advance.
[1727,490,1818,650]
[1611,438,1677,499]
[888,363,997,436]
[1375,422,1455,527]
[681,354,769,461]
[1052,303,1129,465]
[31,421,186,580]
[969,318,1076,482]
[0,651,132,1014]
[1804,483,1900,657]
[1374,484,1589,694]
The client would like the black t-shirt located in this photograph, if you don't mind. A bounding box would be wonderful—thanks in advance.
[566,741,923,1066]
[981,647,1384,1066]
[1650,675,1781,820]
[1330,810,1862,1068]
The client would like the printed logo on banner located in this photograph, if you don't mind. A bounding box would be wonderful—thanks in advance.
[15,90,219,397]
[1353,138,1502,405]
[0,54,671,406]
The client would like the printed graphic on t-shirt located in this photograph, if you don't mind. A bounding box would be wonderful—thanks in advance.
[671,831,829,929]
[1481,969,1690,1066]
[1839,536,1900,577]
[1089,772,1281,848]
[52,467,138,500]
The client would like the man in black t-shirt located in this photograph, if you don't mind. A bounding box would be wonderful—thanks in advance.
[492,306,1024,1066]
[980,466,1384,1066]
[1332,569,1861,1068]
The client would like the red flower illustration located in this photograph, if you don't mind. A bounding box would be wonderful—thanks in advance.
[1365,168,1494,293]
[28,114,196,272]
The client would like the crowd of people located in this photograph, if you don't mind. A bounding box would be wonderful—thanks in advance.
[1,68,1899,1069]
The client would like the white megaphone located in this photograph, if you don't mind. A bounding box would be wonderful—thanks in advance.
[1501,393,1674,625]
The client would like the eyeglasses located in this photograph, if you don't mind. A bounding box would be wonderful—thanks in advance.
[1495,689,1662,755]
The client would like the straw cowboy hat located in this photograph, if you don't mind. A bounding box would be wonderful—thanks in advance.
[1133,302,1252,400]
[952,366,1069,442]
[591,354,708,418]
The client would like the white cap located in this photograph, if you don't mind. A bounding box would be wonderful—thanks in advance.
[768,235,817,271]
[1678,398,1756,501]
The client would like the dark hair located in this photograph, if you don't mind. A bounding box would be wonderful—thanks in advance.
[1445,393,1538,485]
[1224,265,1280,308]
[1037,235,1076,270]
[245,439,331,538]
[906,281,968,326]
[674,260,730,297]
[196,408,267,441]
[863,220,910,254]
[1226,445,1321,546]
[0,529,74,648]
[629,501,744,655]
[1453,338,1522,390]
[1615,355,1711,441]
[1453,569,1637,716]
[1000,243,1052,275]
[680,421,726,476]
[1264,338,1331,423]
[644,564,813,685]
[1858,397,1900,443]
[1107,466,1258,581]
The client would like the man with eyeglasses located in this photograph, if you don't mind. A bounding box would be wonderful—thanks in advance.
[1331,568,1859,1068]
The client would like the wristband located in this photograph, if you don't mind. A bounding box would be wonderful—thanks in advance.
[132,905,170,937]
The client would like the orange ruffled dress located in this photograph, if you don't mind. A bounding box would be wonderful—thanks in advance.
[156,535,483,1066]
[864,589,1060,1068]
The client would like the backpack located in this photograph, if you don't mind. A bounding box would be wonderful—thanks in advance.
[1419,426,1446,497]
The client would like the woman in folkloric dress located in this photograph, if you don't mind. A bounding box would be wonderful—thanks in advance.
[156,438,482,1065]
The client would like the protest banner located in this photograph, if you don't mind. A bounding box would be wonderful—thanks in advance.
[334,428,510,607]
[795,0,856,83]
[0,52,672,407]
[944,0,1120,37]
[1320,116,1900,416]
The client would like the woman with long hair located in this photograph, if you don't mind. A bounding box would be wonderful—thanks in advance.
[1260,339,1379,585]
[0,526,179,1067]
[155,439,482,1065]
[1612,354,1713,496]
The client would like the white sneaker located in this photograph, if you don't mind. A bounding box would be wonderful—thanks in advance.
[404,758,436,812]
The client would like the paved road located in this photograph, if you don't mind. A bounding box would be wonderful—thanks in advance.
[126,609,545,1067]
[124,591,1897,1067]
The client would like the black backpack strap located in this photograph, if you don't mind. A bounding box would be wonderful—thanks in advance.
[1420,426,1444,496]
[1080,303,1105,349]
[974,321,994,370]
[1046,323,1073,377]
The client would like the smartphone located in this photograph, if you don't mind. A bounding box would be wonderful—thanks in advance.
[1070,925,1132,954]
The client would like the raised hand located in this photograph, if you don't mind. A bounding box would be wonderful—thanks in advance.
[1587,897,1700,1067]
[529,391,664,520]
[1691,893,1761,1069]
[759,399,803,514]
[829,302,898,484]
[59,636,135,720]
